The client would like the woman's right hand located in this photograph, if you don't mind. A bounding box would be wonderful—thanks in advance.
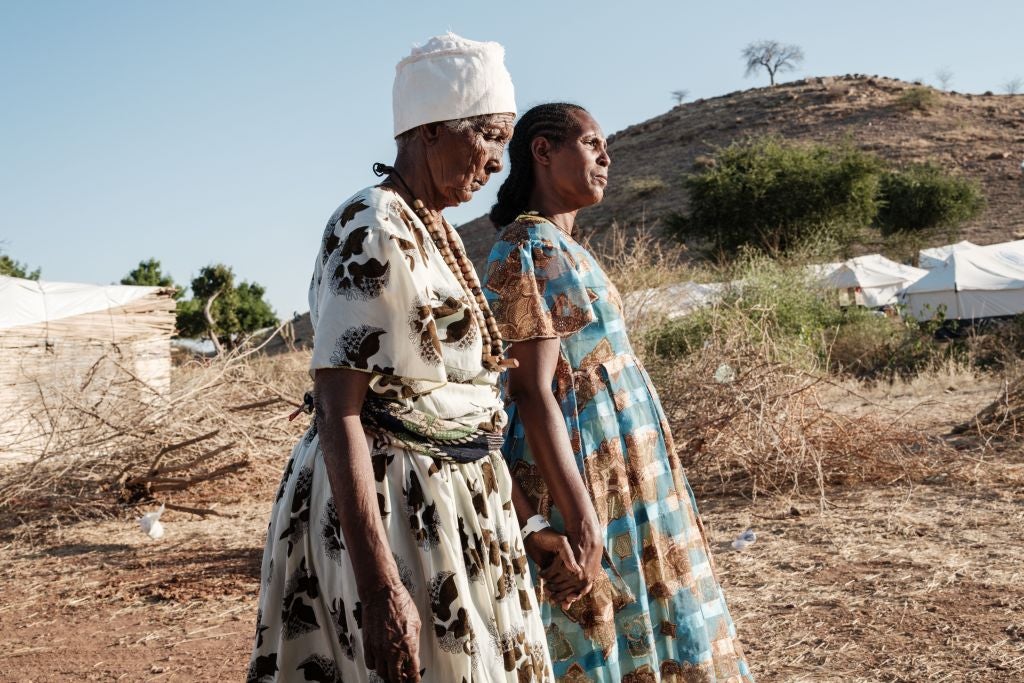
[528,522,605,608]
[567,517,604,590]
[362,582,422,683]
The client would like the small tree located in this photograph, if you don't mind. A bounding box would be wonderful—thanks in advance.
[120,258,183,299]
[935,66,954,90]
[742,40,804,86]
[0,250,40,280]
[175,264,278,353]
[1003,77,1023,95]
[671,89,690,105]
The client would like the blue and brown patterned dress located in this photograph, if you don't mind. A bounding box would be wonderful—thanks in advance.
[483,215,753,683]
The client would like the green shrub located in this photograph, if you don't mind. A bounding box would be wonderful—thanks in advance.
[638,252,993,381]
[624,176,667,197]
[897,87,939,112]
[667,136,882,255]
[825,314,903,377]
[875,163,985,237]
[642,251,848,366]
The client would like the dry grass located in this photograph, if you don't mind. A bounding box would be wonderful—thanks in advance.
[649,325,949,501]
[953,374,1024,439]
[0,342,310,530]
[581,223,956,502]
[587,219,693,294]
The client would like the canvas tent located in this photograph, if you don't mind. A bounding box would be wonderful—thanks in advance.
[901,240,1024,321]
[0,275,176,454]
[918,240,978,269]
[823,254,928,308]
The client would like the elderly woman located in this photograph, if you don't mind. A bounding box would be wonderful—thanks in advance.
[247,35,553,683]
[483,103,754,682]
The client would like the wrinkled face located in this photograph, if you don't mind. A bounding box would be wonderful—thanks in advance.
[427,113,515,208]
[546,110,610,210]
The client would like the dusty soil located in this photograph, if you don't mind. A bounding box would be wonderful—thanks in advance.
[1,374,1022,682]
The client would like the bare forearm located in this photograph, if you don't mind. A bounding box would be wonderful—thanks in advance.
[510,478,536,525]
[320,414,399,598]
[515,389,599,535]
[315,369,399,600]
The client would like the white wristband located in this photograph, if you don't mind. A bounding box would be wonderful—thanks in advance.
[521,514,551,539]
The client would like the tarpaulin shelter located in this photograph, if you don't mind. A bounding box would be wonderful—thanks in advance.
[0,275,176,454]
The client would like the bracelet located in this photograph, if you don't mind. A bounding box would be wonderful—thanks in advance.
[520,514,551,539]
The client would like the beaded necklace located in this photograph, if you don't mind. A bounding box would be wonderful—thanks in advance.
[372,163,517,372]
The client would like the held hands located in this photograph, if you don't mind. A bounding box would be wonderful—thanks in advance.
[362,582,422,683]
[524,525,604,610]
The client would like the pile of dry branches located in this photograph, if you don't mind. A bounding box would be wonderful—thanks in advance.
[644,315,950,500]
[0,346,310,522]
[952,374,1024,439]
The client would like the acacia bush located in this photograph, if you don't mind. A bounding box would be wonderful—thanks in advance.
[875,163,985,236]
[666,137,881,255]
[176,264,278,351]
[897,87,940,112]
[823,314,970,380]
[669,137,987,258]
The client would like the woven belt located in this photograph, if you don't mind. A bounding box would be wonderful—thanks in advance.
[360,398,502,464]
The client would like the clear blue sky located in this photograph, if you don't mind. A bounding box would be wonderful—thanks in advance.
[3,0,1021,317]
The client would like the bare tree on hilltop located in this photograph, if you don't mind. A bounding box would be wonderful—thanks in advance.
[742,40,804,86]
[1003,77,1023,95]
[935,66,954,90]
[671,89,689,105]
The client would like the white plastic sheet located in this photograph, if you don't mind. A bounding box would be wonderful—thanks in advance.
[0,275,164,330]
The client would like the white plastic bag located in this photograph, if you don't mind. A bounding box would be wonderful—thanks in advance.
[138,504,166,540]
[731,528,757,551]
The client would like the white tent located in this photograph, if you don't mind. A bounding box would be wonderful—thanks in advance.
[805,261,844,280]
[902,240,1024,320]
[918,240,978,269]
[824,254,928,307]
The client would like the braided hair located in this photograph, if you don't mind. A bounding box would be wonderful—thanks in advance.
[489,103,588,229]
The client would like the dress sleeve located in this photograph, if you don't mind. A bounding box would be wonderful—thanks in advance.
[483,222,596,343]
[311,205,446,395]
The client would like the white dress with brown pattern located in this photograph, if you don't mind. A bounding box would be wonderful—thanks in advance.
[247,187,554,683]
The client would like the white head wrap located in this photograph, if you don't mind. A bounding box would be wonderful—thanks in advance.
[392,32,516,137]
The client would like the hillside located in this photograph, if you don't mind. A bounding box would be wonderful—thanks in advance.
[459,75,1024,272]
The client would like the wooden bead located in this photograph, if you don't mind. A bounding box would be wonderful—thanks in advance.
[409,195,507,369]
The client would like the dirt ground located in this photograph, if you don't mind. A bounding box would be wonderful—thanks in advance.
[1,374,1022,682]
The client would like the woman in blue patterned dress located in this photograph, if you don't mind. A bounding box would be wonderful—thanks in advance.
[482,103,754,683]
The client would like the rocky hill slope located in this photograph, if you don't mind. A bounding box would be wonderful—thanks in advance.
[459,75,1024,271]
